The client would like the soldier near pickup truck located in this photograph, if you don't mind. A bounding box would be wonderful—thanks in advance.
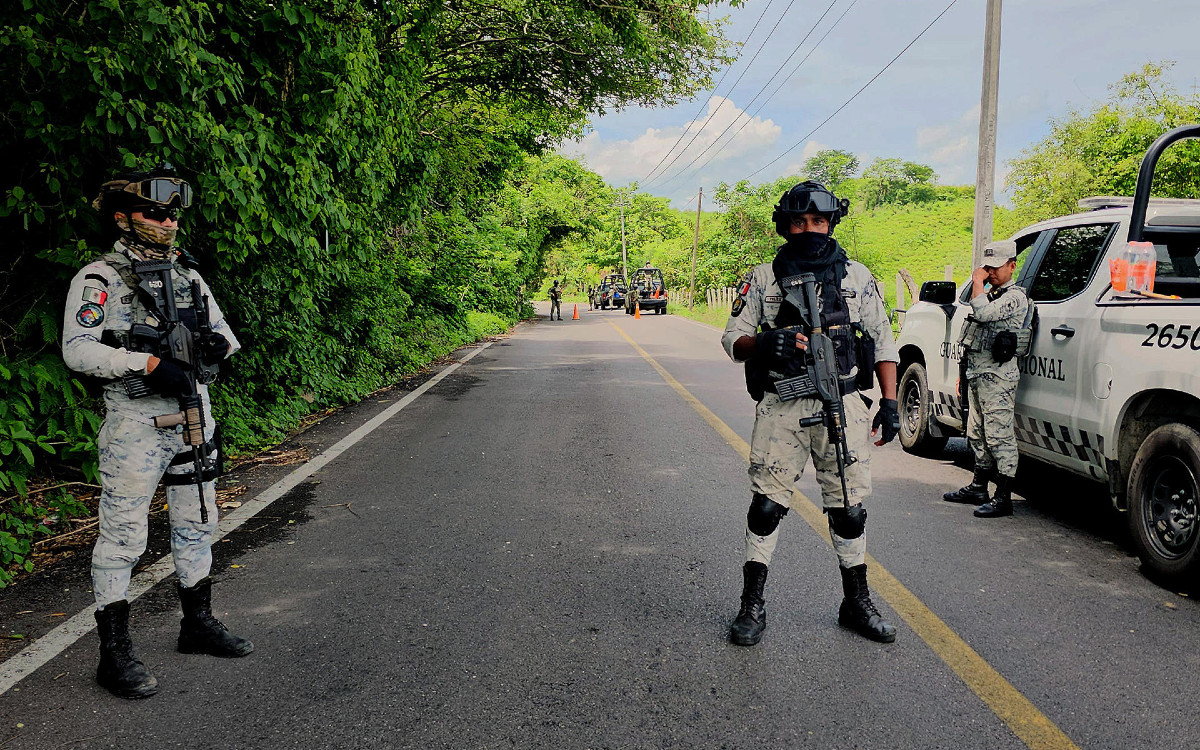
[943,239,1031,518]
[722,181,901,646]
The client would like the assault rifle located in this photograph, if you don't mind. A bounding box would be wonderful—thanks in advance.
[127,258,219,524]
[777,273,867,536]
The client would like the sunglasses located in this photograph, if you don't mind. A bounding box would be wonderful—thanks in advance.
[138,205,180,222]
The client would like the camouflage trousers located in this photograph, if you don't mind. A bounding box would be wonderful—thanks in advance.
[550,299,562,319]
[92,412,218,609]
[745,391,872,569]
[966,373,1019,478]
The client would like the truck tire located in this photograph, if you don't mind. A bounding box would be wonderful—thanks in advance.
[898,362,947,456]
[1128,423,1200,579]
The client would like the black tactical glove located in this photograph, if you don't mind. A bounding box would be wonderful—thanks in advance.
[145,358,193,398]
[198,330,230,364]
[755,328,802,363]
[872,398,900,445]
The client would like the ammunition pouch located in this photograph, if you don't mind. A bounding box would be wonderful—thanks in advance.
[958,316,984,351]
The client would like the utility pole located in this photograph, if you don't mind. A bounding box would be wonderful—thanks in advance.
[617,190,629,281]
[690,187,702,310]
[971,0,1003,270]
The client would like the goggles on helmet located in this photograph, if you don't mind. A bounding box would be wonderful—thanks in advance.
[129,177,193,208]
[775,184,844,216]
[94,176,193,211]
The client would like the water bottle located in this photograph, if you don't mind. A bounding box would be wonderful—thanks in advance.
[1126,241,1157,294]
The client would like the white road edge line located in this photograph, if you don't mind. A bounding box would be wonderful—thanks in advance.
[0,342,494,696]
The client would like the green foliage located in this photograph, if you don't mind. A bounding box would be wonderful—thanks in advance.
[0,0,729,583]
[1007,62,1200,222]
[802,149,860,191]
[860,158,941,209]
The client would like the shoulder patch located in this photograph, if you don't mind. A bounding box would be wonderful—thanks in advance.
[738,279,752,296]
[731,298,746,317]
[83,273,109,286]
[82,285,108,305]
[76,303,104,328]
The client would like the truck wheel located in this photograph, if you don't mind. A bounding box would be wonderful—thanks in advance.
[1128,423,1200,580]
[897,362,947,456]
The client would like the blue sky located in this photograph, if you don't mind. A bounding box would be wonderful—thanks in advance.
[560,0,1200,208]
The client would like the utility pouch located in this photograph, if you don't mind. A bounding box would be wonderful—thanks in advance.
[991,330,1018,363]
[854,327,876,391]
[745,359,768,402]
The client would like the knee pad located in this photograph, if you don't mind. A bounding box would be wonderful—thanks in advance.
[828,505,867,540]
[747,493,789,536]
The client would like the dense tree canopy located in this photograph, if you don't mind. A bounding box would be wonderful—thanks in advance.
[0,0,730,583]
[1007,62,1200,221]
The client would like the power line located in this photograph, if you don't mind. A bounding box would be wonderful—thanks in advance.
[640,0,780,184]
[642,0,803,187]
[651,0,857,190]
[745,0,960,181]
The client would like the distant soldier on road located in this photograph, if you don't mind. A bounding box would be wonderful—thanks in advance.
[549,279,563,321]
[943,239,1029,518]
[722,181,902,646]
[62,164,253,699]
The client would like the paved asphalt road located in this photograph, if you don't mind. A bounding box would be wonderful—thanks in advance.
[2,303,1199,749]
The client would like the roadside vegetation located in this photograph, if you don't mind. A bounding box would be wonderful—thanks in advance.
[1,5,1196,593]
[0,0,731,585]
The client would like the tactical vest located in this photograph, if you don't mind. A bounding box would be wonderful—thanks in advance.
[957,285,1035,356]
[746,263,876,400]
[98,251,200,349]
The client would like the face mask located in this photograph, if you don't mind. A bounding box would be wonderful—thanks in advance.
[784,231,831,257]
[119,215,177,260]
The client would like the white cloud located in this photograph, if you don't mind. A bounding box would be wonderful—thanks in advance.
[561,96,781,189]
[916,105,981,184]
[781,139,831,177]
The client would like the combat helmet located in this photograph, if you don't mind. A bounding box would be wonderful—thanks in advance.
[771,181,850,237]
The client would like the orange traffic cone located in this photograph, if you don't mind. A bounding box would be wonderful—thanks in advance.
[572,304,579,320]
[634,302,641,319]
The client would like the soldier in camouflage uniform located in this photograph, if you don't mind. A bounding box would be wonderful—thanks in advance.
[943,239,1030,518]
[549,280,563,321]
[63,165,253,699]
[722,182,902,646]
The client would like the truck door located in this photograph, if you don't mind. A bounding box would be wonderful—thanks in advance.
[1017,222,1118,476]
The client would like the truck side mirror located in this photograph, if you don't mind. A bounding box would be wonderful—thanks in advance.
[919,281,957,306]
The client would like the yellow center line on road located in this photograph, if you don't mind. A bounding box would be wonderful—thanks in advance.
[608,319,1079,750]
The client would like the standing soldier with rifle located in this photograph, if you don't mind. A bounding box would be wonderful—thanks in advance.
[721,181,902,646]
[62,164,253,699]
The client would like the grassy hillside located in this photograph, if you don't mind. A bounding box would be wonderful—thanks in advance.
[839,198,1025,311]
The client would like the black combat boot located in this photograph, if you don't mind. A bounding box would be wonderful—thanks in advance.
[838,564,897,643]
[974,474,1014,518]
[95,600,159,699]
[729,561,769,646]
[177,577,255,657]
[943,467,992,504]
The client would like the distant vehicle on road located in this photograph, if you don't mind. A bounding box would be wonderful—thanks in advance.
[625,266,668,315]
[896,124,1200,581]
[595,273,626,310]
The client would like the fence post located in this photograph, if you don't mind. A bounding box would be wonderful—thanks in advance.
[944,264,953,281]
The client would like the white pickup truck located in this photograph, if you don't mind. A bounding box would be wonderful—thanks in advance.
[896,125,1200,579]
